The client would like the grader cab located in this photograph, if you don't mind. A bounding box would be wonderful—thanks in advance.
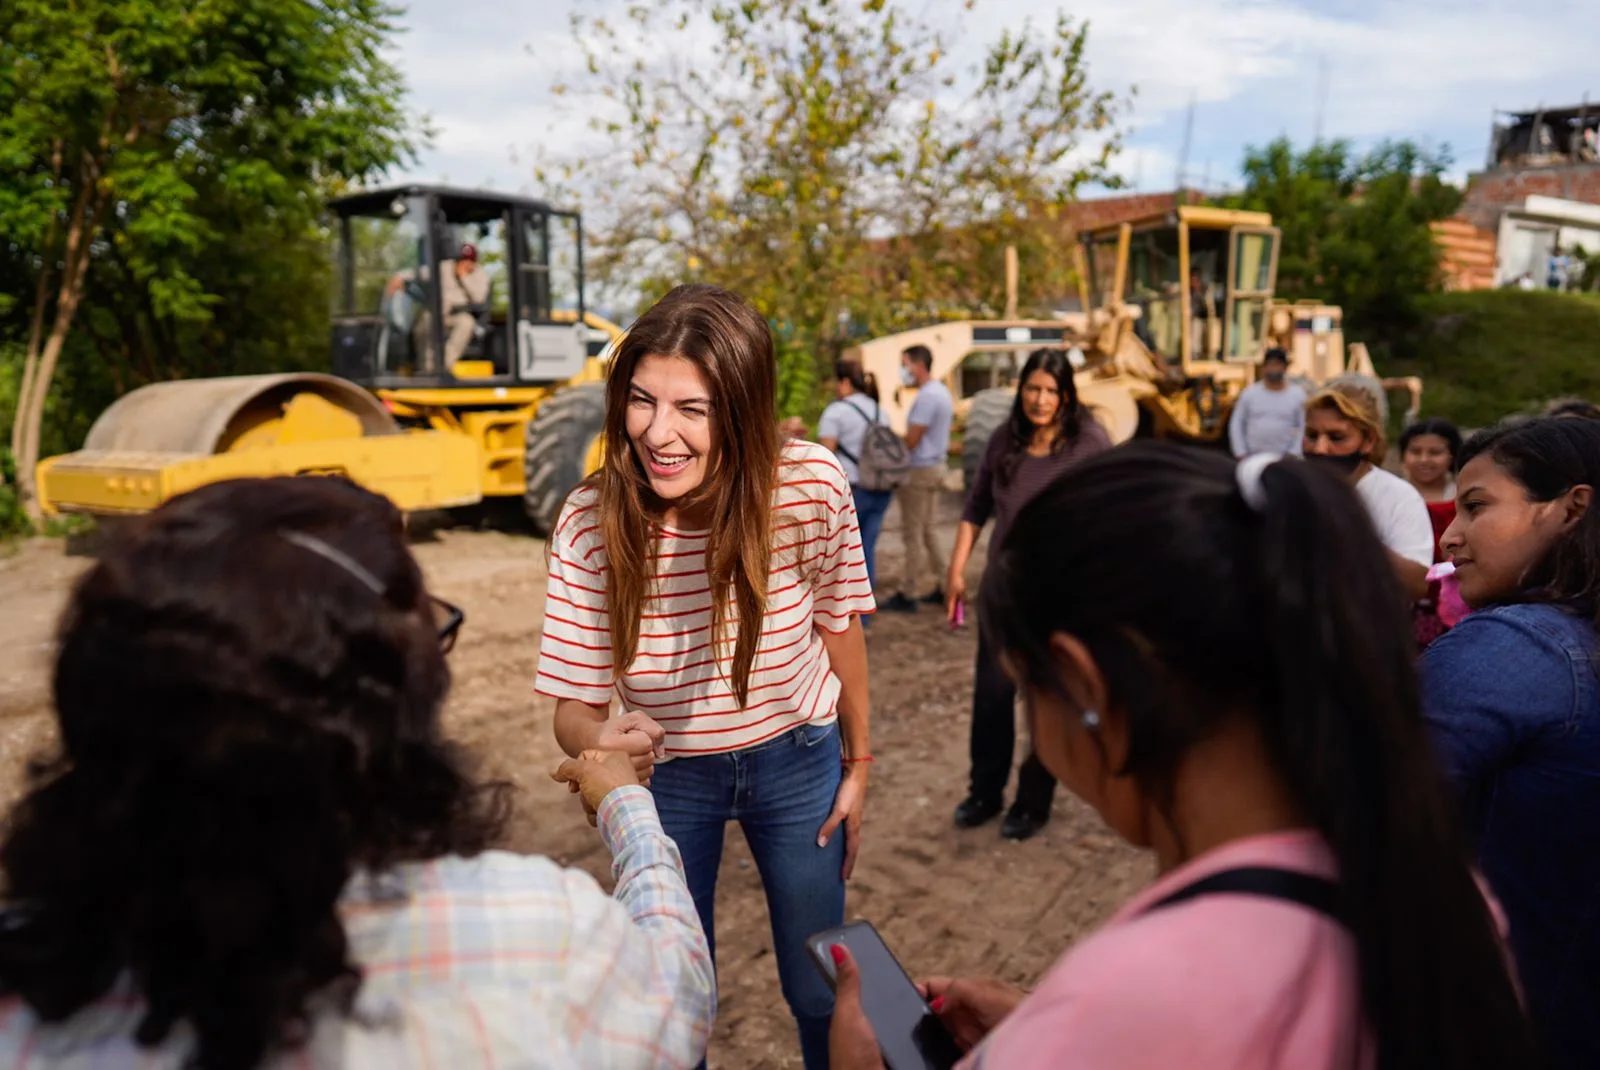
[37,185,620,532]
[841,205,1422,485]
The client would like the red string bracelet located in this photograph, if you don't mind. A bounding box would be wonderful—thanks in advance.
[841,755,875,764]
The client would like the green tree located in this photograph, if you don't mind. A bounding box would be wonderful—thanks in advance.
[0,0,417,520]
[1226,137,1462,348]
[539,0,1123,417]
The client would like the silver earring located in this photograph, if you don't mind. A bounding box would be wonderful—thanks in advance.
[1082,710,1101,729]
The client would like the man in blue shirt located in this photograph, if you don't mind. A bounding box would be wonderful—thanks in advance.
[883,344,952,613]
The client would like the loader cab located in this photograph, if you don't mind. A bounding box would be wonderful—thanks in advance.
[328,185,589,390]
[1080,206,1280,372]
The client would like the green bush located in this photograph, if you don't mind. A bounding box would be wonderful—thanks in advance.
[0,447,30,538]
[1381,290,1600,429]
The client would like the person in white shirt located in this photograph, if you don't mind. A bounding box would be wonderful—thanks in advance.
[817,360,892,595]
[1303,383,1434,599]
[1229,348,1306,457]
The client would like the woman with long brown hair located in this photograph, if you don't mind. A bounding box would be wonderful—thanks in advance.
[537,284,877,1069]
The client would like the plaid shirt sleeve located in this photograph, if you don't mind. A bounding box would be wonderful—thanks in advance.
[0,789,716,1069]
[558,784,717,1067]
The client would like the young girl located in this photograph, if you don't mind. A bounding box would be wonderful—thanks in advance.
[1401,417,1463,504]
[829,444,1537,1070]
[536,284,876,1070]
[1400,417,1465,646]
[1303,383,1434,599]
[1421,416,1600,1070]
[944,348,1110,840]
[817,359,891,595]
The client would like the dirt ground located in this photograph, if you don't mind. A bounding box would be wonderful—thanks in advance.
[0,492,1151,1067]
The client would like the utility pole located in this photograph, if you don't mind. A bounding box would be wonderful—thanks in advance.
[1175,94,1196,203]
[1312,54,1329,145]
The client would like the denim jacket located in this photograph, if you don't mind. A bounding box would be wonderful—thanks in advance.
[1420,602,1600,1070]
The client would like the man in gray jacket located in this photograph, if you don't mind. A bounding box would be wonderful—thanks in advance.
[1229,348,1306,457]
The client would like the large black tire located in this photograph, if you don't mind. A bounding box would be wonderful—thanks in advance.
[523,380,606,535]
[961,387,1016,491]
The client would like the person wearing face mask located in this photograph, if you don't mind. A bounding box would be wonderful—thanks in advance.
[882,344,954,613]
[1419,416,1600,1070]
[1227,348,1306,458]
[1302,383,1433,600]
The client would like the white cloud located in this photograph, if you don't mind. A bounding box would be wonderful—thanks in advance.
[390,0,1599,197]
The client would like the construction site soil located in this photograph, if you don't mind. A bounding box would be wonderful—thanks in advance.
[0,492,1150,1067]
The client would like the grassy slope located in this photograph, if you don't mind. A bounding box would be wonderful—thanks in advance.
[1380,291,1600,428]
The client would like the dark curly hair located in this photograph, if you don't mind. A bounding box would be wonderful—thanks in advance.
[0,476,510,1069]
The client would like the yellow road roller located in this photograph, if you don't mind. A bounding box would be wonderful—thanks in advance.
[37,185,621,533]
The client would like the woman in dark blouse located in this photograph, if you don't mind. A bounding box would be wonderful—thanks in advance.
[945,348,1111,840]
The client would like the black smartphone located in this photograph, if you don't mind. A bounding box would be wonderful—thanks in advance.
[806,920,963,1070]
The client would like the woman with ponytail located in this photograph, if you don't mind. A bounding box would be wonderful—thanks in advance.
[1421,415,1600,1069]
[818,359,891,593]
[829,443,1536,1070]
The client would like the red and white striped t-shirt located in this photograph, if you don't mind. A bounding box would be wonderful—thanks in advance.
[534,439,877,757]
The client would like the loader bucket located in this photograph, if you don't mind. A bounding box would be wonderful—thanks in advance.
[37,373,483,517]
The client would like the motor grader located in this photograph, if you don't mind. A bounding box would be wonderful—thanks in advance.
[840,205,1423,487]
[36,185,620,533]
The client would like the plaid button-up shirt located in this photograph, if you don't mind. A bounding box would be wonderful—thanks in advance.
[0,786,715,1069]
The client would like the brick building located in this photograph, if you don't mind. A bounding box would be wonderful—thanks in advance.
[1439,103,1600,289]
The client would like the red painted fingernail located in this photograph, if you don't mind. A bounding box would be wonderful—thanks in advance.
[830,944,847,966]
[930,997,945,1012]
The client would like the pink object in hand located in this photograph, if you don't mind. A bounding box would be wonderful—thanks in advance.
[1428,562,1470,627]
[951,599,965,629]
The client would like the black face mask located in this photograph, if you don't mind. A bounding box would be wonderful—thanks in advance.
[1264,369,1285,383]
[1308,450,1365,474]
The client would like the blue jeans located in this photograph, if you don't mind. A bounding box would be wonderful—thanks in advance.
[652,722,846,1070]
[852,486,893,593]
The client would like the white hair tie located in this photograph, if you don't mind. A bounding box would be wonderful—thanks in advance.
[1235,453,1283,513]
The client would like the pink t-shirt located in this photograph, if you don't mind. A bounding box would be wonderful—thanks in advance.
[959,830,1372,1070]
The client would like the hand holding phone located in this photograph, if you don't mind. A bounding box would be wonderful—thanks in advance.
[916,976,1026,1052]
[809,921,963,1070]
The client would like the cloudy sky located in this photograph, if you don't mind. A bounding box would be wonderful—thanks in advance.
[391,0,1596,198]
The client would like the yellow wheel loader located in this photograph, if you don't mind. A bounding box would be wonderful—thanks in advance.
[840,205,1423,487]
[36,185,622,533]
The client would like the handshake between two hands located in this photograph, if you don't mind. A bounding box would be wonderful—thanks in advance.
[550,711,666,827]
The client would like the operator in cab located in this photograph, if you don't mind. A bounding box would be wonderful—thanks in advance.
[387,242,491,372]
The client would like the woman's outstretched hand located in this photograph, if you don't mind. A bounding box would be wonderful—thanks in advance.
[594,710,666,785]
[552,749,641,826]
